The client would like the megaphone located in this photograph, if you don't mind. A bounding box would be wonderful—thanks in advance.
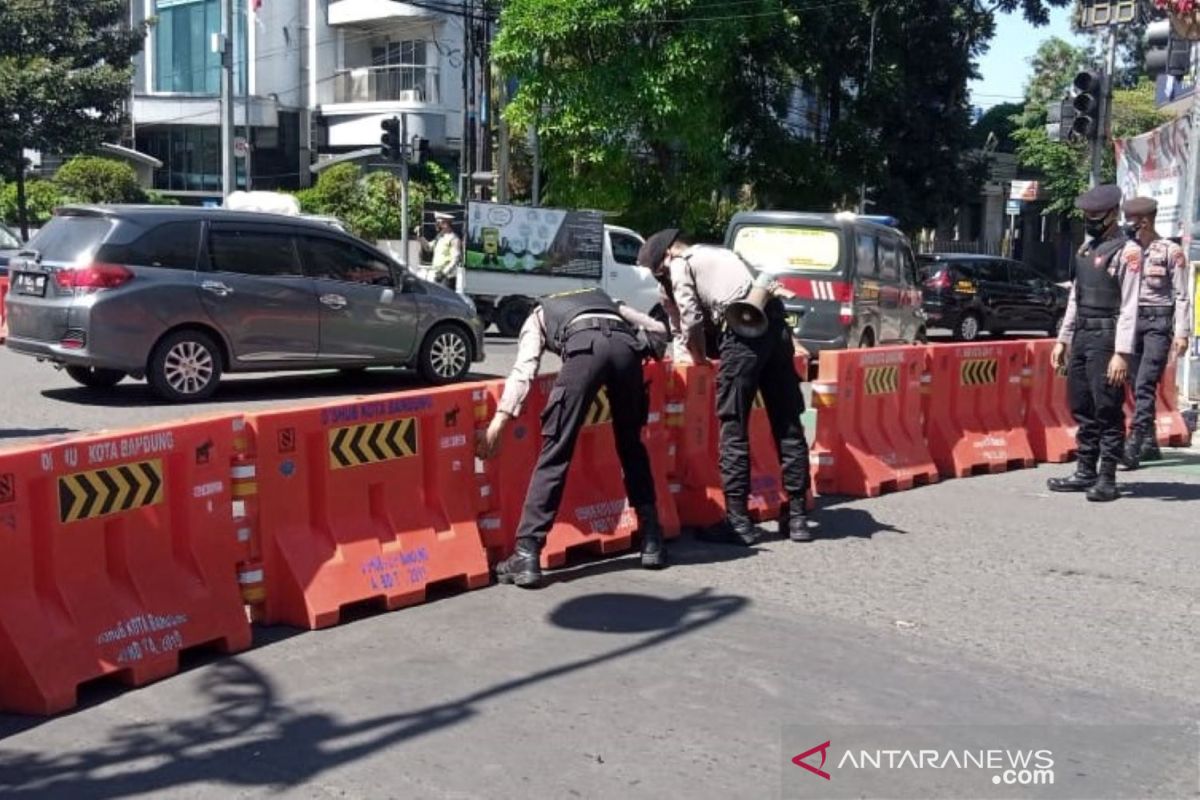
[724,273,773,338]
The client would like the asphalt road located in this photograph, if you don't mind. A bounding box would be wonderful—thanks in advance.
[2,329,1196,799]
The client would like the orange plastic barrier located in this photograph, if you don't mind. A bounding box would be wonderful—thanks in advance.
[666,355,812,525]
[477,361,681,569]
[0,418,251,715]
[244,386,490,629]
[1124,361,1192,448]
[810,346,938,497]
[1023,340,1078,463]
[0,274,9,344]
[924,342,1036,478]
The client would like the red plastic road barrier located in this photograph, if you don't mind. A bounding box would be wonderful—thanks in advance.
[1023,340,1078,463]
[1124,361,1192,448]
[0,418,251,715]
[925,342,1036,478]
[478,361,681,570]
[810,346,938,497]
[245,386,491,629]
[0,275,9,344]
[666,356,812,524]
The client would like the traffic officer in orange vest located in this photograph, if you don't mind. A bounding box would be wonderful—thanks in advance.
[638,229,814,543]
[1048,185,1143,502]
[1119,196,1192,469]
[477,288,670,588]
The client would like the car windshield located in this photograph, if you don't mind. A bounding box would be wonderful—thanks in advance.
[0,226,21,249]
[732,225,842,274]
[25,216,115,264]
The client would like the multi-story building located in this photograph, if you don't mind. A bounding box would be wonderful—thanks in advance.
[128,0,471,202]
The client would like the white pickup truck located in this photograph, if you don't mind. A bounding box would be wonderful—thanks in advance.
[463,221,665,336]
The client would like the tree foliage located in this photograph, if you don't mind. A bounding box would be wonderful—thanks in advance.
[0,0,146,235]
[296,163,458,241]
[495,0,1070,236]
[54,156,145,204]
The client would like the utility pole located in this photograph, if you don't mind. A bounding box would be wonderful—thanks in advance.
[243,0,253,192]
[460,0,473,202]
[400,113,411,270]
[1180,41,1200,402]
[220,0,236,197]
[1091,26,1118,188]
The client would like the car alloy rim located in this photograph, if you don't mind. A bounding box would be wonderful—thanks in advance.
[164,340,215,395]
[962,317,979,339]
[430,332,468,378]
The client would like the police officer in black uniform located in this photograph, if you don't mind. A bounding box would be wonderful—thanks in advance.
[1048,185,1143,502]
[477,288,670,588]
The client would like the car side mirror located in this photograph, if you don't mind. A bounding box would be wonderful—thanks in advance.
[401,272,418,291]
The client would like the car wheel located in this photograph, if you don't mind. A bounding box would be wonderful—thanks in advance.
[418,324,472,384]
[858,329,875,349]
[65,366,126,390]
[148,329,223,402]
[496,298,532,338]
[955,313,981,342]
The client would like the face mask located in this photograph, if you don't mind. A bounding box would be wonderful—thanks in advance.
[1121,223,1139,239]
[1085,215,1111,238]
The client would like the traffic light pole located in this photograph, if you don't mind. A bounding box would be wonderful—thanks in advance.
[1092,26,1118,188]
[400,113,410,272]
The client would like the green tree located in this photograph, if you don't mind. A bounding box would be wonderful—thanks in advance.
[54,156,146,204]
[1,179,65,227]
[0,1,146,238]
[296,163,446,241]
[971,102,1024,152]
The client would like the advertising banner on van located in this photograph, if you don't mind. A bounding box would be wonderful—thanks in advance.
[465,202,603,279]
[1115,116,1191,237]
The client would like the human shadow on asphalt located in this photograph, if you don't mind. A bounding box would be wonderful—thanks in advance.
[801,505,907,540]
[540,539,760,587]
[39,369,503,408]
[1120,481,1200,502]
[0,588,747,798]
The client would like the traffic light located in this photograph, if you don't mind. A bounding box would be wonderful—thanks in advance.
[1145,19,1191,78]
[1071,70,1102,141]
[380,116,401,162]
[407,135,429,165]
[1045,97,1077,143]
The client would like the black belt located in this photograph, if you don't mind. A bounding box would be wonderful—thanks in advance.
[561,316,632,341]
[1078,316,1117,330]
[1138,306,1173,318]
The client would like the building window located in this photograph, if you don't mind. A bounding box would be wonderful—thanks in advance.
[154,0,246,94]
[371,39,429,97]
[137,126,240,192]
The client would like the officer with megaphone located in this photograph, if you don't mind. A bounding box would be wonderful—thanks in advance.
[638,229,816,544]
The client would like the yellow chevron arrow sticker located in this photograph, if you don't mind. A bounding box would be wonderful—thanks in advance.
[863,365,899,395]
[57,460,164,524]
[329,418,418,469]
[959,358,998,386]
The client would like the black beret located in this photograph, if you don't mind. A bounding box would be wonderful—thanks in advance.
[637,228,679,271]
[1075,184,1122,214]
[1122,196,1157,216]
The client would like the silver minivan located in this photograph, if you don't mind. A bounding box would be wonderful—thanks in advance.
[5,205,485,402]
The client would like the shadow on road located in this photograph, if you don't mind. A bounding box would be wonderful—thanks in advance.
[39,369,502,409]
[1122,481,1200,502]
[806,505,907,540]
[0,588,747,798]
[0,427,77,441]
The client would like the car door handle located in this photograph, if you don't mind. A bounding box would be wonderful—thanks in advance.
[320,293,348,309]
[201,280,233,297]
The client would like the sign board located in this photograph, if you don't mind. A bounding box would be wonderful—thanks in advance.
[1115,116,1191,237]
[1006,200,1023,216]
[1009,181,1040,201]
[1076,0,1138,28]
[465,202,603,280]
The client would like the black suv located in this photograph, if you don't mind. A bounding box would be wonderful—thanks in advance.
[918,254,1068,341]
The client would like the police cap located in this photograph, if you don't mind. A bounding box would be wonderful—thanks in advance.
[1075,184,1122,214]
[637,228,679,272]
[1122,196,1157,216]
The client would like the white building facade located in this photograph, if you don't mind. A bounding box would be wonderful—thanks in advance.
[129,0,469,200]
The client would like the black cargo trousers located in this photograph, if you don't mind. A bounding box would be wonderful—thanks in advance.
[1068,318,1127,465]
[1127,308,1174,439]
[715,299,810,506]
[514,322,656,542]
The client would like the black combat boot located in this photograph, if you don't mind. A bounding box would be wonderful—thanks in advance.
[779,497,815,543]
[1047,458,1098,492]
[1139,436,1163,463]
[635,504,667,569]
[495,537,543,588]
[1086,460,1120,502]
[1120,431,1141,472]
[697,497,761,546]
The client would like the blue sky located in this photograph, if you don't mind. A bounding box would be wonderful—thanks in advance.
[969,6,1087,109]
